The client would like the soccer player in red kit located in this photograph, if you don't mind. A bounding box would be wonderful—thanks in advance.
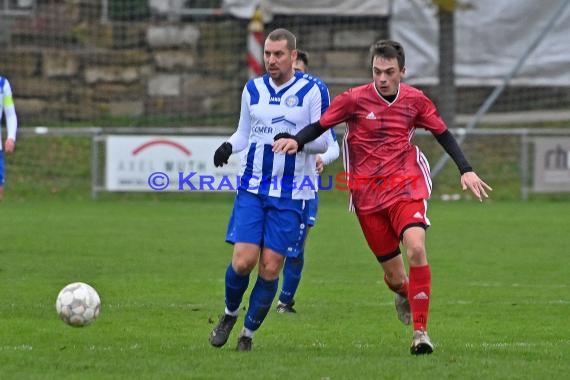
[273,40,491,355]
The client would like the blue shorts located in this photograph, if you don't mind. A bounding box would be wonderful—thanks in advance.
[226,189,309,258]
[0,151,4,185]
[305,193,319,227]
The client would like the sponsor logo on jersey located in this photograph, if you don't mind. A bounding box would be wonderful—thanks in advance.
[252,125,274,134]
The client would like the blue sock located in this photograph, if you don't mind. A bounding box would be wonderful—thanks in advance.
[225,264,250,313]
[279,252,304,304]
[244,276,278,331]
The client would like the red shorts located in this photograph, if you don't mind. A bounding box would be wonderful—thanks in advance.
[356,199,430,259]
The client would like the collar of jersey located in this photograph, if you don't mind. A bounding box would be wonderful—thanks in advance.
[263,73,301,98]
[374,82,401,106]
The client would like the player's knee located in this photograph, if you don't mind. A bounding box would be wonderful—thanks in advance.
[385,270,407,288]
[232,261,254,275]
[258,261,281,279]
[232,243,261,274]
[388,279,406,290]
[405,244,427,266]
[232,255,257,274]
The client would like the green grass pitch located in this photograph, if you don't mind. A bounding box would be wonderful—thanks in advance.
[0,197,569,379]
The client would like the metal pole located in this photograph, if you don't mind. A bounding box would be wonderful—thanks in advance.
[91,133,99,200]
[431,0,570,178]
[520,130,530,201]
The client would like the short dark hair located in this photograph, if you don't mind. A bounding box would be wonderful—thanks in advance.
[266,28,296,51]
[369,40,405,70]
[296,50,309,67]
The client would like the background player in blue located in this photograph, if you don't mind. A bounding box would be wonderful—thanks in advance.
[276,50,340,313]
[0,75,18,201]
[210,29,332,351]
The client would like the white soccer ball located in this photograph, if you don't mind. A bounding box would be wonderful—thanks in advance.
[55,282,101,327]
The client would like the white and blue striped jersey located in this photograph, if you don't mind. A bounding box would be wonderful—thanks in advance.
[228,71,332,200]
[0,76,18,150]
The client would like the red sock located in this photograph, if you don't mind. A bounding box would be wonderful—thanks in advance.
[383,274,409,298]
[409,265,431,331]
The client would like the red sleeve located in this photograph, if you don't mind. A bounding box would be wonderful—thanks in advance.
[414,92,447,135]
[319,89,354,128]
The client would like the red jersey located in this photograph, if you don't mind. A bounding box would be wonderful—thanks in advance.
[320,83,447,214]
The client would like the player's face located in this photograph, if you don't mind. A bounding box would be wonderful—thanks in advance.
[264,39,296,85]
[372,56,405,97]
[293,59,307,73]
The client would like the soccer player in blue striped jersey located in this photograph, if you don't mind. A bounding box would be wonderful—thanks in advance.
[0,75,18,201]
[210,28,333,352]
[277,50,340,313]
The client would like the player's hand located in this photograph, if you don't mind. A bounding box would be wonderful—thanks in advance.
[272,138,299,154]
[4,138,15,154]
[461,171,492,202]
[213,142,232,167]
[316,155,324,174]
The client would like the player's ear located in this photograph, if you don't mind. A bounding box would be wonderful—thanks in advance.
[401,66,406,77]
[291,49,298,61]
